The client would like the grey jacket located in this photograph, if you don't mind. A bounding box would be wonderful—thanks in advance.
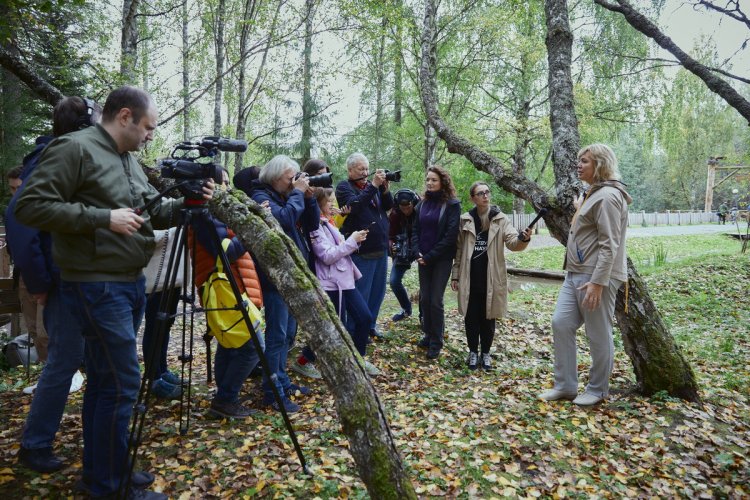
[565,180,632,285]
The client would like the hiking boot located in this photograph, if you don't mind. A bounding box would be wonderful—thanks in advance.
[290,360,322,379]
[480,353,492,370]
[417,336,429,349]
[150,378,182,400]
[264,396,300,413]
[391,310,411,322]
[127,487,168,500]
[18,446,63,473]
[467,352,478,371]
[364,360,381,376]
[285,383,312,397]
[160,370,181,386]
[208,399,258,419]
[426,348,441,360]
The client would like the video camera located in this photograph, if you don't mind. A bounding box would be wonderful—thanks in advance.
[160,136,247,199]
[294,171,334,188]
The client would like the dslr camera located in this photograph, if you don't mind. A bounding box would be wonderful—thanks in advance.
[160,136,247,199]
[294,171,334,188]
[384,169,402,182]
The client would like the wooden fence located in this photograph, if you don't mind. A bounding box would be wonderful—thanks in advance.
[510,210,718,231]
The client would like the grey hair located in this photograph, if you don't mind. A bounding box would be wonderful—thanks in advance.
[346,152,369,171]
[578,143,621,183]
[259,155,299,184]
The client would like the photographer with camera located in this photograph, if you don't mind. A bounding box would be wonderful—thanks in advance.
[15,86,214,500]
[335,153,394,340]
[251,155,320,413]
[388,189,420,322]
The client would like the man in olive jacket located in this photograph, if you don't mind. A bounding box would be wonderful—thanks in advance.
[15,86,212,499]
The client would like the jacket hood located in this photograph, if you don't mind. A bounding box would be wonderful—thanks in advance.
[233,167,262,196]
[591,180,632,204]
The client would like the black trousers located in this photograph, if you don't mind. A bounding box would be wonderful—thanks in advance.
[465,287,496,354]
[418,258,453,350]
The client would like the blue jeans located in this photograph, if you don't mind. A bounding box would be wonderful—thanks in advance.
[350,252,388,331]
[261,288,296,400]
[215,333,263,403]
[389,263,412,315]
[142,289,180,380]
[326,288,372,356]
[64,278,146,497]
[21,283,84,450]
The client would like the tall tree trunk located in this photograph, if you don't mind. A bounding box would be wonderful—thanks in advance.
[544,0,699,401]
[121,0,140,83]
[181,0,190,141]
[300,0,314,163]
[139,2,149,92]
[213,0,226,137]
[373,16,387,165]
[420,0,700,401]
[208,190,416,499]
[393,0,403,165]
[511,98,530,215]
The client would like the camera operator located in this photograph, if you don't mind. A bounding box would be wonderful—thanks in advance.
[250,155,320,413]
[335,153,394,340]
[15,86,214,500]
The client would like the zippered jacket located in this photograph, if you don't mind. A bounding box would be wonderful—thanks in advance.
[15,124,182,282]
[565,180,632,285]
[335,180,393,255]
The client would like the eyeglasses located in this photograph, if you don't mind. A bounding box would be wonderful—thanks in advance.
[472,190,491,198]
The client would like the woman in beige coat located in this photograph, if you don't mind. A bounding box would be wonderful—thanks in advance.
[451,182,531,370]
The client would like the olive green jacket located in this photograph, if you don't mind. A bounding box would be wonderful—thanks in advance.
[15,124,181,282]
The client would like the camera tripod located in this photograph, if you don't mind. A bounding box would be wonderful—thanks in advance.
[122,199,309,498]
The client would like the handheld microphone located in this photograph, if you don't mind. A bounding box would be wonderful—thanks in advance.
[526,207,549,231]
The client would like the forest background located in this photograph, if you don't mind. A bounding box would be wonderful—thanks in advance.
[0,0,749,213]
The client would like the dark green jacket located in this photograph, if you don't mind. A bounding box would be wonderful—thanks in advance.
[15,124,181,282]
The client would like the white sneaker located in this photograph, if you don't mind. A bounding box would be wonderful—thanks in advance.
[538,388,577,401]
[22,384,37,395]
[364,360,381,377]
[69,370,84,393]
[572,392,604,406]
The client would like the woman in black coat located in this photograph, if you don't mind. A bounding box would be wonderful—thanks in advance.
[413,166,461,360]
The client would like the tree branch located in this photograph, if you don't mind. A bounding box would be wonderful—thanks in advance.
[0,46,64,106]
[594,0,750,125]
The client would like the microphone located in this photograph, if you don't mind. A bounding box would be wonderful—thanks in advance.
[526,207,549,231]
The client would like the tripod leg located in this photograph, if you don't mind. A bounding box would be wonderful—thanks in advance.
[202,209,309,474]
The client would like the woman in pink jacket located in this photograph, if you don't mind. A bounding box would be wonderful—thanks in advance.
[309,188,381,376]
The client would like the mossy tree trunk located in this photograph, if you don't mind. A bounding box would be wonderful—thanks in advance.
[208,189,416,499]
[419,0,700,401]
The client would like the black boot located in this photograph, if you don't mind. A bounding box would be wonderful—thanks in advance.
[18,446,64,473]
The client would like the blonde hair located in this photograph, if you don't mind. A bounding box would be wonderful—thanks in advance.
[578,143,621,183]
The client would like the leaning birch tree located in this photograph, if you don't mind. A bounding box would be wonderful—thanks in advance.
[420,0,700,401]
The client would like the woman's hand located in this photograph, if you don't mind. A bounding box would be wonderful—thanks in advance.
[450,279,458,291]
[577,281,603,311]
[352,230,368,243]
[417,253,426,266]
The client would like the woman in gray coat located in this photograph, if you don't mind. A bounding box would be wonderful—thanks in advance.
[539,144,631,406]
[451,182,531,370]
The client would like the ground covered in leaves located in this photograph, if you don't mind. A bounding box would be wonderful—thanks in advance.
[1,234,748,498]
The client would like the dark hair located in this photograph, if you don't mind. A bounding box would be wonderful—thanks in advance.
[469,181,490,197]
[6,165,23,180]
[303,158,330,176]
[425,165,456,201]
[102,86,153,124]
[53,96,102,136]
[233,165,261,196]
